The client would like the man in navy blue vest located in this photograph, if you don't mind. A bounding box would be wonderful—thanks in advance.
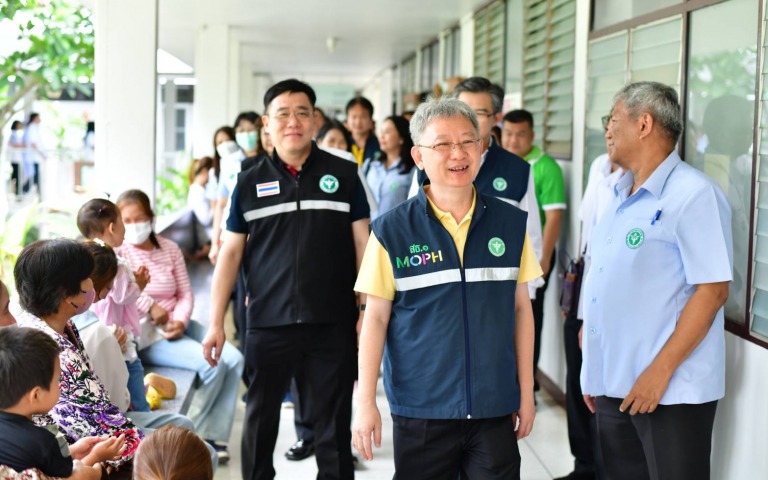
[203,79,371,480]
[353,97,542,478]
[408,77,544,301]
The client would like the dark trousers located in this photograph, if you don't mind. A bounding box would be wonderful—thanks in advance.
[392,414,520,480]
[292,377,314,443]
[594,396,717,480]
[10,162,21,196]
[234,268,249,385]
[242,323,355,480]
[564,315,603,478]
[531,250,555,388]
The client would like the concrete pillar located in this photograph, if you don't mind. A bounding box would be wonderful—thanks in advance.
[460,13,475,78]
[191,24,232,157]
[162,80,177,157]
[94,0,158,201]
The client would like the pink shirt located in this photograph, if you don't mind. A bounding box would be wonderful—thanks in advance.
[116,235,194,327]
[91,256,142,336]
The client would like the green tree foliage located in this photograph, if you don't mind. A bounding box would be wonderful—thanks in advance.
[0,0,94,144]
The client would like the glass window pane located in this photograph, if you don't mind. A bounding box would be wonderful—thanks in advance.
[685,0,758,325]
[593,0,682,31]
[629,16,682,89]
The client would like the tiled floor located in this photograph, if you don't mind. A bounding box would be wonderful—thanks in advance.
[214,382,576,480]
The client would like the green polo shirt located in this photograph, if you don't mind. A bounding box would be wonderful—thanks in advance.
[525,145,566,228]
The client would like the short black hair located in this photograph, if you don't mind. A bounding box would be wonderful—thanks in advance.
[0,327,59,409]
[454,77,505,114]
[233,111,260,129]
[27,113,39,125]
[77,198,120,239]
[82,241,118,293]
[15,239,95,318]
[346,96,374,117]
[503,109,534,130]
[10,120,22,130]
[263,79,316,111]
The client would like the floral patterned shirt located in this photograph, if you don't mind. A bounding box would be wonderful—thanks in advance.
[16,312,143,468]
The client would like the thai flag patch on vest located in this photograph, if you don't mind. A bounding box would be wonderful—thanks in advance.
[256,181,280,197]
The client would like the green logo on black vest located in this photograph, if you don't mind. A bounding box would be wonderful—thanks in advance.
[626,228,644,249]
[493,177,508,191]
[319,175,339,193]
[488,237,506,257]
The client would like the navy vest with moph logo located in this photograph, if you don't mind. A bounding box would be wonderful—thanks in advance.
[235,144,362,328]
[371,187,528,420]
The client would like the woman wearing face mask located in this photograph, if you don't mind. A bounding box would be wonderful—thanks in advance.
[115,189,244,463]
[12,238,143,472]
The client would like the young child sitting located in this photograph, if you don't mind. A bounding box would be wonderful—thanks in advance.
[77,198,153,411]
[132,425,212,480]
[0,327,125,479]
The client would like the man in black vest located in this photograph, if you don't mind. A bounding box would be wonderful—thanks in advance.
[203,79,370,480]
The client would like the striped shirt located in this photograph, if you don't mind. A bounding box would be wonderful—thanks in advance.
[116,235,194,327]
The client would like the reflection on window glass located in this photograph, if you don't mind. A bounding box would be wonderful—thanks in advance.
[685,0,757,324]
[593,0,680,31]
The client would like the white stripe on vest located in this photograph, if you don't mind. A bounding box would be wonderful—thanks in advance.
[244,202,297,221]
[465,267,519,282]
[300,200,350,213]
[395,269,462,291]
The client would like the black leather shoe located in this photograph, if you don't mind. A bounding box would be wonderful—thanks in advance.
[285,439,315,461]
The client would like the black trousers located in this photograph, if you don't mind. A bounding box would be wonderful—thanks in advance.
[392,414,520,480]
[531,250,555,387]
[234,268,249,385]
[292,377,314,443]
[242,323,355,480]
[563,315,603,477]
[594,396,717,480]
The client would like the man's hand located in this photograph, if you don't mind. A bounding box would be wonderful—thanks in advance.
[149,303,169,326]
[134,266,150,291]
[512,391,535,439]
[202,324,226,367]
[578,324,583,350]
[620,364,671,415]
[69,436,105,460]
[208,240,221,265]
[162,320,186,340]
[583,395,596,414]
[352,402,382,461]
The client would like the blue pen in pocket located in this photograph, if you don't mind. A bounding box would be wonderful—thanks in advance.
[651,209,662,225]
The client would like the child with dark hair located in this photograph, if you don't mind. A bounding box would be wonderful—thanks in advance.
[0,327,125,479]
[13,238,143,471]
[77,198,152,412]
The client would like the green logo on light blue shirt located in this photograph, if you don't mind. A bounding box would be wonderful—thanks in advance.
[626,228,644,249]
[319,175,339,193]
[488,237,506,257]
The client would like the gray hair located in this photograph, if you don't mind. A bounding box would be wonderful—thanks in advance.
[453,76,505,113]
[409,96,480,146]
[614,82,683,144]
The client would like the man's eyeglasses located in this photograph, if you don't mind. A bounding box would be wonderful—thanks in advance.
[416,139,482,154]
[271,110,313,122]
[601,115,612,129]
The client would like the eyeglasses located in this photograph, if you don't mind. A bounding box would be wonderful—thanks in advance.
[474,110,496,119]
[601,115,612,129]
[271,109,313,122]
[416,139,482,154]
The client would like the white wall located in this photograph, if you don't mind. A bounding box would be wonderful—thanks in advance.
[711,333,768,478]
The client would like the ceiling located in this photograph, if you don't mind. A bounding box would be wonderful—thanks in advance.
[83,0,490,87]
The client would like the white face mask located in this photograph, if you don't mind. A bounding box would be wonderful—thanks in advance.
[216,140,240,159]
[124,221,153,245]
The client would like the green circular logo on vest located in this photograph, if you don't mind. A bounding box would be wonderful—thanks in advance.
[626,228,644,249]
[488,237,506,257]
[493,177,508,191]
[319,174,339,193]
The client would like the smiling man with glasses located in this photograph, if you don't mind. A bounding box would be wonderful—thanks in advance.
[203,78,371,480]
[353,96,541,479]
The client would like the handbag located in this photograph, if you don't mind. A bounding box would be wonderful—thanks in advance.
[559,253,584,317]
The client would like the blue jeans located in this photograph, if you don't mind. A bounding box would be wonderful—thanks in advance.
[139,320,244,443]
[126,357,150,412]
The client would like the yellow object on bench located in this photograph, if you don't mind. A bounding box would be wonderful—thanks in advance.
[144,372,177,399]
[146,386,162,410]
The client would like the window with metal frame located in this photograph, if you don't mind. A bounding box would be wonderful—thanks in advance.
[474,0,506,85]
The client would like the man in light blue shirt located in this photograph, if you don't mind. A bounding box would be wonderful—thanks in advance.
[581,82,733,480]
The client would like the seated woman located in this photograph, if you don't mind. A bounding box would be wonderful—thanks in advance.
[13,238,143,472]
[115,189,244,462]
[362,115,415,220]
